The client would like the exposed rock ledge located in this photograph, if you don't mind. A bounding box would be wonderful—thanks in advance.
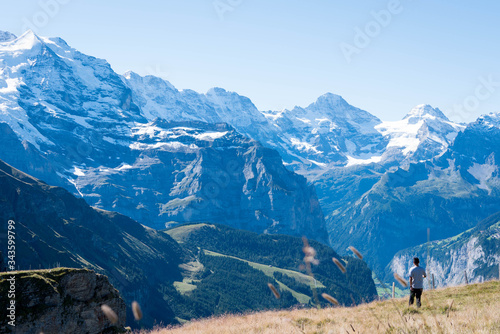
[0,268,126,334]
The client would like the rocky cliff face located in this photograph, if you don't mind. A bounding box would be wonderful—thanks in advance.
[0,268,126,334]
[388,212,500,288]
[70,120,328,241]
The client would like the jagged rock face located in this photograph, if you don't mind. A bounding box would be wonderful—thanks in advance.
[69,119,328,241]
[388,212,500,287]
[0,31,16,43]
[0,268,126,334]
[0,31,328,242]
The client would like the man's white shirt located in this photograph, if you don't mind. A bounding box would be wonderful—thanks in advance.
[409,266,426,289]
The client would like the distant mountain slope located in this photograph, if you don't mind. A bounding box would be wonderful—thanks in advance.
[389,211,500,287]
[0,31,16,43]
[124,72,281,153]
[375,104,464,165]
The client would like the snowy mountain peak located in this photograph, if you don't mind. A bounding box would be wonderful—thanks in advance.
[302,93,381,126]
[123,70,143,83]
[474,112,500,129]
[124,70,177,91]
[376,104,463,160]
[0,29,45,53]
[403,104,449,123]
[309,93,347,109]
[0,31,17,43]
[206,87,228,95]
[17,29,44,45]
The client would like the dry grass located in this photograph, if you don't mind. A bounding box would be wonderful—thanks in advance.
[140,280,500,334]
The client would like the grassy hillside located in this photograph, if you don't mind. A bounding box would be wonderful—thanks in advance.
[203,249,326,288]
[165,223,378,309]
[162,223,377,321]
[202,249,321,304]
[142,280,500,334]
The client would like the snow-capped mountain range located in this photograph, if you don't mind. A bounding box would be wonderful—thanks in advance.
[0,30,328,241]
[2,30,500,284]
[124,68,466,169]
[0,30,466,172]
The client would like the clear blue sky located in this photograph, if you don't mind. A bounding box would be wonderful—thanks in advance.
[1,0,499,122]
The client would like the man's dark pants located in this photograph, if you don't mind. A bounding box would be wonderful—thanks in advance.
[409,288,423,307]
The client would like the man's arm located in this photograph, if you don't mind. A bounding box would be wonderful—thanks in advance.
[409,276,413,288]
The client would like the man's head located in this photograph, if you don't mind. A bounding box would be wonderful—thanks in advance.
[413,257,420,266]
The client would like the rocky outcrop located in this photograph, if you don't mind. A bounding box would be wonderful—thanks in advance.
[0,268,126,334]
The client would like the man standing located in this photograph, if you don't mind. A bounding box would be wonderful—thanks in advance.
[409,257,426,307]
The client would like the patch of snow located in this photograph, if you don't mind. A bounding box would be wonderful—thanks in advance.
[73,167,85,176]
[262,110,283,122]
[296,117,312,124]
[345,155,383,167]
[66,177,84,197]
[468,155,497,193]
[308,159,327,168]
[376,119,423,155]
[192,131,228,141]
[117,163,134,171]
[290,138,323,154]
[129,141,198,151]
